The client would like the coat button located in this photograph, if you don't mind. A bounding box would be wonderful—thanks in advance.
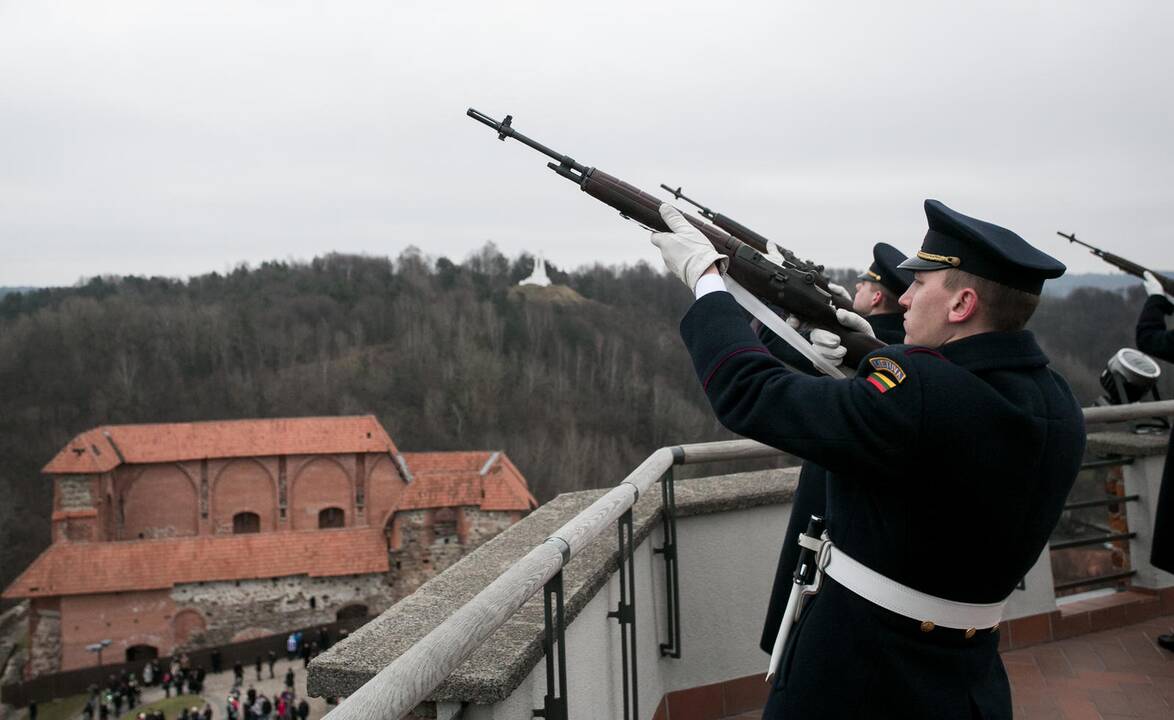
[919,621,934,632]
[965,628,977,639]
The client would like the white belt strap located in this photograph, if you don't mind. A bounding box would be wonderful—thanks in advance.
[822,540,1007,630]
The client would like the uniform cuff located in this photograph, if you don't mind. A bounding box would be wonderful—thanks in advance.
[693,273,727,298]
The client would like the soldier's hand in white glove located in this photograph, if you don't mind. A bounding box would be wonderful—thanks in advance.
[803,309,874,368]
[1142,271,1174,303]
[834,307,875,339]
[808,328,848,366]
[827,282,853,304]
[651,204,728,291]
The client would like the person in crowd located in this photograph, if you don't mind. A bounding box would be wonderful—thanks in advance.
[1136,270,1174,651]
[650,198,1084,718]
[266,650,277,679]
[232,660,244,687]
[317,627,330,651]
[283,667,295,690]
[202,703,214,720]
[299,642,310,669]
[254,655,262,682]
[211,648,223,675]
[286,633,297,662]
[296,699,309,720]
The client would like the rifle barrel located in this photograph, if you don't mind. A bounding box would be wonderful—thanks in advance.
[467,108,588,175]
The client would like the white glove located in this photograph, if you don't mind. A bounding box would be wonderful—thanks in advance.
[801,309,874,368]
[827,282,853,304]
[1142,271,1173,302]
[809,328,848,367]
[651,204,728,290]
[834,307,875,339]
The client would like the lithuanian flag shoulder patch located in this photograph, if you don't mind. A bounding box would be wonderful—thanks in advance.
[866,372,898,393]
[865,356,906,394]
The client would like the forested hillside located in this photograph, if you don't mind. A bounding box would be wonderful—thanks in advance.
[0,247,1168,592]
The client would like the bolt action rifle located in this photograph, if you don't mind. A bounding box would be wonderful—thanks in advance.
[467,108,883,367]
[1057,232,1174,296]
[659,183,836,295]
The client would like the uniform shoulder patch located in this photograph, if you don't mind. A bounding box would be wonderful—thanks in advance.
[868,356,906,383]
[865,355,906,394]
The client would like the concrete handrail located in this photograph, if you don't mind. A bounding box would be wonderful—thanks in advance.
[1082,399,1174,424]
[326,400,1174,720]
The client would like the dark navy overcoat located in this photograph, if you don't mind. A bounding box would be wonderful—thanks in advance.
[682,292,1085,719]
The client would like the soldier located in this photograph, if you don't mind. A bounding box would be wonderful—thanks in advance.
[1135,270,1174,652]
[758,243,914,658]
[650,198,1085,718]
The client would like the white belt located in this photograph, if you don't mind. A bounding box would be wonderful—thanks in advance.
[810,535,1008,631]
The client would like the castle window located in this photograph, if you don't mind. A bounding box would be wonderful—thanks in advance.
[318,507,345,529]
[232,511,261,534]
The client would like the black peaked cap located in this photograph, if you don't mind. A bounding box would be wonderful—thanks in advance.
[857,242,914,296]
[897,199,1065,295]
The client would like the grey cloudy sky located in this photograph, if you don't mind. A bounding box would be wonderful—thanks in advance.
[2,1,1171,287]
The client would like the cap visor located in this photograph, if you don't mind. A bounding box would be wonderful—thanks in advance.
[897,256,952,272]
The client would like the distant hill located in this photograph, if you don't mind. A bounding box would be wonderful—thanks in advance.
[0,287,37,298]
[1043,272,1173,297]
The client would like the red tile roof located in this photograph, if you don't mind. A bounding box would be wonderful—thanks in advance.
[43,416,398,474]
[2,527,389,599]
[400,451,537,512]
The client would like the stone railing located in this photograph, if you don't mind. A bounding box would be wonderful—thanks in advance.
[309,400,1174,720]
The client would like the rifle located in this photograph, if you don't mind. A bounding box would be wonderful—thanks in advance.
[467,108,882,366]
[659,183,834,292]
[1057,232,1174,296]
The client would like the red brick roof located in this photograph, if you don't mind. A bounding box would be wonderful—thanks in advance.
[400,451,537,512]
[43,416,398,474]
[2,528,389,599]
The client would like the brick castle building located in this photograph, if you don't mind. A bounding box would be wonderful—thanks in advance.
[2,415,537,677]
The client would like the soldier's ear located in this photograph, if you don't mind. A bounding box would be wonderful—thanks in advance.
[946,286,979,324]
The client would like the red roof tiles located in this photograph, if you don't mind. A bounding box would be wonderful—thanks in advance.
[2,527,389,599]
[43,416,398,474]
[400,451,537,512]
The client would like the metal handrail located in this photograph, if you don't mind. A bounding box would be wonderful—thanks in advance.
[326,401,1174,720]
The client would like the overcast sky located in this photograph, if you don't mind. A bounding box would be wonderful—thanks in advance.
[2,2,1171,287]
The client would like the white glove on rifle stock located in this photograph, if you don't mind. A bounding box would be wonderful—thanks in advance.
[1143,271,1174,304]
[789,309,875,368]
[651,204,728,290]
[827,282,853,305]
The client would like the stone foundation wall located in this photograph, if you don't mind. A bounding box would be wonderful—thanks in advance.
[390,507,519,598]
[27,601,61,679]
[170,574,392,648]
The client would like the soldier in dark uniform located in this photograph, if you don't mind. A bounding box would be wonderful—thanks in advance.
[650,199,1085,719]
[758,243,914,657]
[1135,270,1174,651]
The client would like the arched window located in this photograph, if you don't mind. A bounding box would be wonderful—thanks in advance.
[336,604,368,621]
[233,512,261,534]
[318,507,345,529]
[126,644,158,662]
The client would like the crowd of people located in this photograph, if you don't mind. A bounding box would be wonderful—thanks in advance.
[38,626,349,720]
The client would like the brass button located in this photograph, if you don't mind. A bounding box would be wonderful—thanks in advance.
[964,628,977,639]
[919,621,935,633]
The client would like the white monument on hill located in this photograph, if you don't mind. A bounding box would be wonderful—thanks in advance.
[518,254,551,287]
